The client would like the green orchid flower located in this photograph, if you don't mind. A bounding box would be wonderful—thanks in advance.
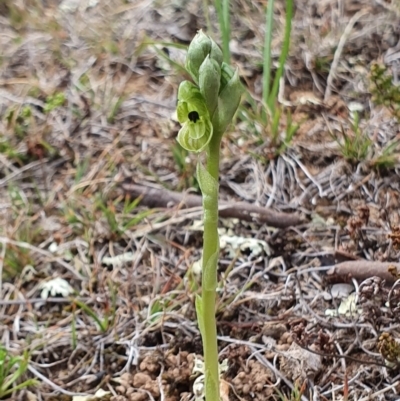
[177,81,213,153]
[174,31,243,401]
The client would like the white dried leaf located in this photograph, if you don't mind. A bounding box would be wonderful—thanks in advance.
[187,220,204,231]
[191,357,229,401]
[25,391,37,401]
[40,278,74,299]
[59,0,98,12]
[348,102,364,112]
[325,292,362,317]
[101,252,134,268]
[72,389,110,401]
[331,283,354,299]
[48,242,59,253]
[220,234,270,257]
[192,259,202,276]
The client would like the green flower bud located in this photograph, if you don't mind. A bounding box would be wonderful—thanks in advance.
[220,62,238,93]
[212,66,243,135]
[186,30,223,83]
[210,40,223,67]
[177,81,213,153]
[199,55,221,116]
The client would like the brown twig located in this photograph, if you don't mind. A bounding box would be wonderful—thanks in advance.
[121,182,304,228]
[327,261,399,284]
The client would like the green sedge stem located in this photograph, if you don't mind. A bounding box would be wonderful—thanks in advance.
[202,135,221,401]
[262,0,274,118]
[268,0,293,111]
[222,0,231,63]
[214,0,231,63]
[202,0,214,37]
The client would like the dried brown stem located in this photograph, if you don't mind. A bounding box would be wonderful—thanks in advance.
[327,261,400,284]
[121,182,304,228]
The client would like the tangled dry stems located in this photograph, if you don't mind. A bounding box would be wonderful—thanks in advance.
[1,0,400,400]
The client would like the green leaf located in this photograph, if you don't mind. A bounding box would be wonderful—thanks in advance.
[195,294,205,338]
[205,369,219,401]
[203,250,219,291]
[196,162,217,199]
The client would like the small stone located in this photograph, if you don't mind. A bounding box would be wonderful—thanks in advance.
[129,393,146,401]
[133,372,151,387]
[121,373,132,383]
[242,383,250,394]
[111,396,126,401]
[115,385,126,395]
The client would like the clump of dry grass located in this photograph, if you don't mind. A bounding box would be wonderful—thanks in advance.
[1,0,400,400]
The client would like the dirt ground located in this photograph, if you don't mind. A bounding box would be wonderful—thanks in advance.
[1,0,400,400]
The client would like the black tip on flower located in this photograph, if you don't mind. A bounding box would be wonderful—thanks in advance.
[188,111,200,122]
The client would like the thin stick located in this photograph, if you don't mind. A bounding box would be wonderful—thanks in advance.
[0,237,85,280]
[324,10,368,101]
[121,182,304,228]
[0,241,6,299]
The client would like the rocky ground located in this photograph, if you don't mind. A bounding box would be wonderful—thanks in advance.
[1,0,400,400]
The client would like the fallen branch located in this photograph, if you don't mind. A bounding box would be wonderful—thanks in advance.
[327,261,399,284]
[121,182,304,229]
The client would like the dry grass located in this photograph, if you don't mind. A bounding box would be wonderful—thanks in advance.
[2,0,400,400]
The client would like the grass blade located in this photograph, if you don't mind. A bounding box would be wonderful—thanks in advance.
[214,0,231,63]
[268,0,293,111]
[262,0,275,116]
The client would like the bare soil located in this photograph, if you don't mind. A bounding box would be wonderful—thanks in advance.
[1,0,400,400]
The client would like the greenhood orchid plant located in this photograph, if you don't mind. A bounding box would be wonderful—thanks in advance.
[176,30,242,401]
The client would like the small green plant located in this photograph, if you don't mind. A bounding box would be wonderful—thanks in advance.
[262,0,293,115]
[95,195,155,238]
[43,92,66,113]
[370,62,400,122]
[176,30,242,401]
[95,196,121,237]
[0,346,37,398]
[5,105,33,139]
[0,136,24,164]
[237,0,297,158]
[107,96,124,124]
[275,379,307,401]
[370,139,400,170]
[261,0,297,153]
[330,112,371,163]
[3,185,41,279]
[73,284,117,333]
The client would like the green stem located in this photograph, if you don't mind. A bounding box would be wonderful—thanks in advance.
[202,0,213,37]
[222,0,231,64]
[262,0,274,117]
[268,0,293,111]
[214,0,231,64]
[202,135,221,401]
